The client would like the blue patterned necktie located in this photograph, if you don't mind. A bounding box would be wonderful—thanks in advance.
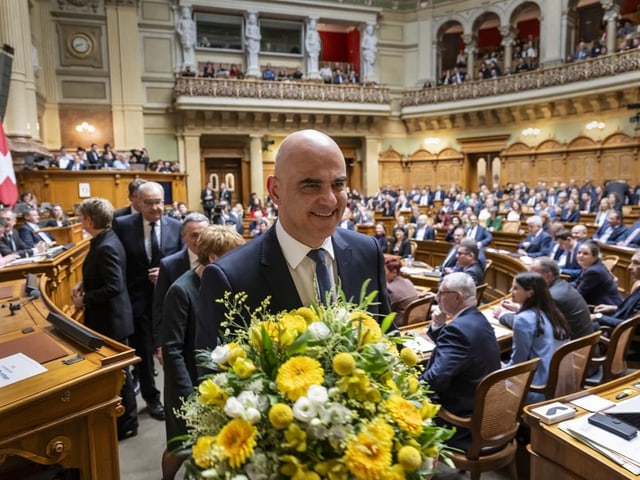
[307,248,333,303]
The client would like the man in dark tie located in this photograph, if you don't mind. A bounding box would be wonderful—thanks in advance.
[18,208,55,248]
[114,182,183,421]
[196,129,390,356]
[593,210,628,245]
[592,249,640,329]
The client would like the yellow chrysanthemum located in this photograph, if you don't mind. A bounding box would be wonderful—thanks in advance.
[385,464,407,480]
[232,357,257,379]
[343,418,394,480]
[192,435,216,468]
[397,445,422,472]
[386,396,423,436]
[420,399,441,419]
[281,313,308,333]
[269,403,294,429]
[276,356,324,401]
[293,306,319,325]
[351,312,382,344]
[216,418,257,468]
[399,347,419,367]
[198,379,228,406]
[333,352,356,376]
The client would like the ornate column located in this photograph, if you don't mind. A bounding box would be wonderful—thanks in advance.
[249,134,264,202]
[105,0,144,149]
[305,17,321,81]
[602,1,621,55]
[181,133,201,212]
[462,34,476,81]
[500,26,516,73]
[0,0,40,148]
[362,136,380,196]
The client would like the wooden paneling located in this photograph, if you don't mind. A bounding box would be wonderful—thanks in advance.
[16,170,187,212]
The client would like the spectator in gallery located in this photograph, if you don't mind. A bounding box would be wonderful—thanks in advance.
[262,63,276,81]
[180,65,196,77]
[372,222,388,253]
[229,64,241,78]
[56,146,73,169]
[202,62,215,78]
[102,144,116,168]
[67,154,85,171]
[112,154,131,170]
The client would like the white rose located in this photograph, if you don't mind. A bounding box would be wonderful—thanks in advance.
[307,385,328,407]
[243,407,261,424]
[210,345,229,364]
[308,322,331,340]
[224,396,244,418]
[238,390,259,409]
[292,396,317,422]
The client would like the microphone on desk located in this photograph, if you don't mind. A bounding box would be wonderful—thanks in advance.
[4,289,41,315]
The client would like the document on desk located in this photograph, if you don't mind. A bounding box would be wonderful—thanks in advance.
[403,333,435,355]
[559,416,640,474]
[0,352,47,388]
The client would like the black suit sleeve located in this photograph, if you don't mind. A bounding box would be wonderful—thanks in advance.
[84,242,127,307]
[153,258,174,348]
[422,323,471,393]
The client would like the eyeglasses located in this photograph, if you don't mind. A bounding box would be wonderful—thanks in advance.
[436,290,459,297]
[456,251,470,256]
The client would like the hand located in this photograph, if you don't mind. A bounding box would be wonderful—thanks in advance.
[593,304,616,314]
[72,281,84,297]
[500,299,520,312]
[431,306,447,328]
[71,291,84,310]
[35,241,47,253]
[156,347,164,366]
[148,267,160,285]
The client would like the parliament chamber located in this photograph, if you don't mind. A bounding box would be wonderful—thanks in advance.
[2,0,640,478]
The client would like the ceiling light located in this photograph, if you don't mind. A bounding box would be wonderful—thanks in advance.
[75,122,96,134]
[522,127,540,136]
[586,121,605,130]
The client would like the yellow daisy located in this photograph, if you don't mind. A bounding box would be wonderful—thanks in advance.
[216,418,257,468]
[192,435,216,468]
[386,396,423,436]
[350,312,382,344]
[276,356,324,401]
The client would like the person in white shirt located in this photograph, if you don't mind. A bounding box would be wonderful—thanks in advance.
[57,146,73,169]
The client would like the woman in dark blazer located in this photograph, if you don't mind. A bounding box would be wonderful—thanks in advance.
[571,240,622,306]
[160,225,245,480]
[388,227,412,258]
[71,197,137,440]
[45,204,71,227]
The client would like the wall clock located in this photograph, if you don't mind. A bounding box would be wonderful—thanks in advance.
[68,33,94,58]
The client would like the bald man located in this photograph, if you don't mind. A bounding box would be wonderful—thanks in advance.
[196,130,390,357]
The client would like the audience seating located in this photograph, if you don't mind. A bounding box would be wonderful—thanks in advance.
[501,221,520,233]
[602,254,620,272]
[401,294,434,327]
[529,331,600,400]
[438,358,540,480]
[475,283,488,304]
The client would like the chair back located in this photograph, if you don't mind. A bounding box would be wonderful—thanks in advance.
[402,295,433,327]
[502,221,520,233]
[602,313,640,382]
[483,259,493,274]
[602,255,620,272]
[466,358,539,460]
[475,283,488,304]
[409,240,418,257]
[532,331,600,399]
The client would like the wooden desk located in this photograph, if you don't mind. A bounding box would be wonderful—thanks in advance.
[524,371,640,480]
[0,277,138,479]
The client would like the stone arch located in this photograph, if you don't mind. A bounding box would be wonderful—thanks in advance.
[435,19,465,79]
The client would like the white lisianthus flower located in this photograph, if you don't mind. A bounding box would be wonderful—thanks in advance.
[224,396,244,418]
[335,307,350,322]
[307,321,331,340]
[231,476,249,480]
[238,390,259,409]
[293,396,317,422]
[244,407,261,424]
[307,385,328,407]
[210,345,229,364]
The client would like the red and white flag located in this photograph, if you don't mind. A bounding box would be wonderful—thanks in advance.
[0,121,18,207]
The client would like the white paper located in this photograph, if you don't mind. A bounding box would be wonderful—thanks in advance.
[404,332,435,354]
[570,394,616,412]
[0,353,47,388]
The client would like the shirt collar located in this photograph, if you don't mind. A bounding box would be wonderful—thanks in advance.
[275,220,335,269]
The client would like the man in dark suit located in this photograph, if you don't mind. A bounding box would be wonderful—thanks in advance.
[0,209,46,257]
[593,249,640,328]
[71,197,138,439]
[517,215,553,257]
[196,130,390,355]
[465,214,492,248]
[114,182,183,421]
[18,208,55,248]
[114,178,147,218]
[86,143,102,169]
[554,230,582,280]
[454,240,484,286]
[593,210,629,245]
[412,214,435,241]
[152,213,209,353]
[421,272,501,450]
[620,220,640,248]
[218,182,232,204]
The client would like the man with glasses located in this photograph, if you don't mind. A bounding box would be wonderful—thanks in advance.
[455,239,484,285]
[420,272,500,450]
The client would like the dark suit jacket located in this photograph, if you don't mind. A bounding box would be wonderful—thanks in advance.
[45,219,71,227]
[0,230,31,258]
[558,243,582,280]
[18,223,52,249]
[466,225,493,248]
[66,162,85,171]
[196,226,390,352]
[86,150,102,168]
[160,270,200,446]
[421,306,500,447]
[413,226,435,241]
[623,221,640,247]
[571,260,622,306]
[460,262,484,286]
[113,213,183,318]
[549,278,593,339]
[113,205,133,218]
[82,229,134,341]
[598,286,640,328]
[388,238,412,258]
[594,221,629,244]
[560,208,580,223]
[152,248,191,347]
[518,231,553,257]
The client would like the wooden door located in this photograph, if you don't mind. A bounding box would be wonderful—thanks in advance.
[203,158,242,206]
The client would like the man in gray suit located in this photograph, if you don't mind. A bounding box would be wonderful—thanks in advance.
[196,130,390,355]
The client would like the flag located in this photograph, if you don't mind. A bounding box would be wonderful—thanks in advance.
[0,120,18,207]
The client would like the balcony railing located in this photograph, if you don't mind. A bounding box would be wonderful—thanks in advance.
[401,49,640,107]
[173,78,391,105]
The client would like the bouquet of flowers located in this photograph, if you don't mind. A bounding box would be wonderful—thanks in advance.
[179,286,453,479]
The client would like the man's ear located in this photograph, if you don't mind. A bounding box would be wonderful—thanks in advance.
[267,176,279,203]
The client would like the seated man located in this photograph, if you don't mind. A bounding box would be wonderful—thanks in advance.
[18,208,55,248]
[441,227,486,274]
[261,63,276,81]
[592,248,640,329]
[420,272,500,450]
[465,214,493,248]
[619,220,640,248]
[517,215,553,257]
[553,230,581,280]
[454,239,484,286]
[593,210,628,245]
[412,214,435,241]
